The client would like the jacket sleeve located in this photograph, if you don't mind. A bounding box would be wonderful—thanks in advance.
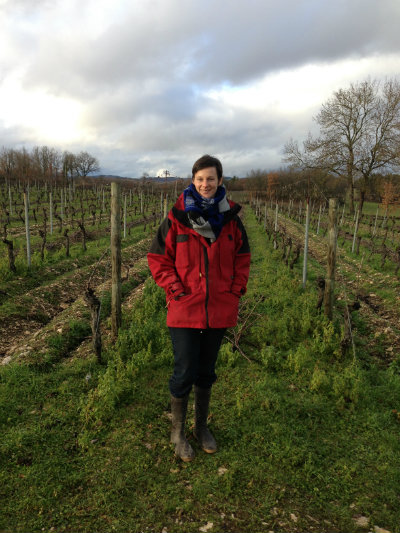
[147,217,185,300]
[231,217,251,297]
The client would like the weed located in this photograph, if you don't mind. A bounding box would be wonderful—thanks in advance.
[332,362,363,411]
[217,342,241,368]
[42,320,91,365]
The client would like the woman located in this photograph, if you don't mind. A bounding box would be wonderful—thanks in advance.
[147,154,251,462]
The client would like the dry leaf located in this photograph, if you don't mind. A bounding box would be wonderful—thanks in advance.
[199,522,213,532]
[353,515,369,527]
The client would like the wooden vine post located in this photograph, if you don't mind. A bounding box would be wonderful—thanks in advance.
[302,197,310,288]
[274,202,278,231]
[264,203,267,230]
[9,186,12,215]
[323,198,338,319]
[60,188,64,220]
[351,209,360,253]
[24,188,31,267]
[163,194,168,219]
[49,191,53,235]
[273,202,279,249]
[123,193,127,239]
[111,182,122,339]
[316,204,322,235]
[373,207,379,236]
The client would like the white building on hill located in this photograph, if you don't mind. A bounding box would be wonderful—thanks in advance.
[156,169,173,178]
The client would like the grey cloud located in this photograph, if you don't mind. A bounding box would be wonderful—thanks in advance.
[0,123,33,147]
[189,0,400,85]
[94,96,286,173]
[82,82,204,134]
[21,0,400,99]
[0,0,54,17]
[21,2,200,98]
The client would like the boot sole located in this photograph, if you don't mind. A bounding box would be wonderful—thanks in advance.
[171,440,195,462]
[180,455,195,462]
[202,447,217,454]
[194,434,217,454]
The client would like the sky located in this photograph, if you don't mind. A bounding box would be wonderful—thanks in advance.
[1,0,400,178]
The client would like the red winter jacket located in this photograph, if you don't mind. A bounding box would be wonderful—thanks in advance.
[147,193,251,328]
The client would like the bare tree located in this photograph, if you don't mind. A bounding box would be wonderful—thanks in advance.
[284,79,400,214]
[31,146,61,180]
[15,147,34,182]
[62,151,76,179]
[74,151,100,177]
[0,146,102,186]
[0,148,17,183]
[355,79,400,212]
[245,168,268,191]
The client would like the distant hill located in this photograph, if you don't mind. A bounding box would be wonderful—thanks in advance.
[92,174,139,180]
[92,175,235,182]
[144,176,184,182]
[93,174,184,182]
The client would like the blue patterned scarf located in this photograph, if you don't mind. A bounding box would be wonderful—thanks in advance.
[183,183,230,240]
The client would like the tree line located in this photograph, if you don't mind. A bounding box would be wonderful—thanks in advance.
[226,167,399,211]
[283,78,400,214]
[0,146,100,184]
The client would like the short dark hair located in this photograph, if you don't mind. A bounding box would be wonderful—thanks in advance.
[192,154,223,180]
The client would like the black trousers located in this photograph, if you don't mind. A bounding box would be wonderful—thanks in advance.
[168,327,226,398]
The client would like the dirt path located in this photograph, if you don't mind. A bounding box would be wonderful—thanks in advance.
[279,215,400,359]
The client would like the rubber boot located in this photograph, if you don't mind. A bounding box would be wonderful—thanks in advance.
[193,386,217,453]
[170,394,195,462]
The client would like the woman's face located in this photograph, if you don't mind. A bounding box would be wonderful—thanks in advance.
[192,166,222,199]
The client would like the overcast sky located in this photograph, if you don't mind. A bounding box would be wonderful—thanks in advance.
[1,0,400,178]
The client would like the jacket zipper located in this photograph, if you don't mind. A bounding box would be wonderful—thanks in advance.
[203,245,209,328]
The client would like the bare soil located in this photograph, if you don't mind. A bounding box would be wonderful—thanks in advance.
[0,236,152,360]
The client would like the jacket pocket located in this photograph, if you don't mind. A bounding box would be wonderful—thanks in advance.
[218,233,235,280]
[175,235,190,268]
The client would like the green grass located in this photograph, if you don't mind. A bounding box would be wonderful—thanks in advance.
[360,201,400,217]
[1,207,400,532]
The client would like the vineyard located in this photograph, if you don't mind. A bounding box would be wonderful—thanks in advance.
[1,178,400,533]
[0,178,179,359]
[251,195,400,359]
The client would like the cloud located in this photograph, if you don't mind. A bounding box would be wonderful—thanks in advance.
[1,0,400,177]
[189,0,400,84]
[15,0,400,97]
